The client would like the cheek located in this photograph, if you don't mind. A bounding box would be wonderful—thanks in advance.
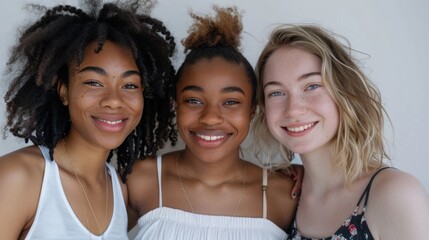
[67,90,90,113]
[230,110,251,129]
[70,87,88,101]
[175,106,192,130]
[264,102,281,124]
[326,102,339,126]
[318,96,339,127]
[304,94,319,105]
[124,93,144,112]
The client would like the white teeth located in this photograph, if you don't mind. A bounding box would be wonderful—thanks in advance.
[195,133,225,141]
[99,119,123,125]
[287,123,314,132]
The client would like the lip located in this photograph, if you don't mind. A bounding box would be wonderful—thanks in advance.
[92,115,128,132]
[190,130,232,148]
[282,121,318,137]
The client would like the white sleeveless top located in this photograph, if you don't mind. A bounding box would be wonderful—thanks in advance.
[25,146,128,240]
[132,155,287,240]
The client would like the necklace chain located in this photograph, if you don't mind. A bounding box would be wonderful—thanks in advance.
[62,139,109,239]
[175,152,247,216]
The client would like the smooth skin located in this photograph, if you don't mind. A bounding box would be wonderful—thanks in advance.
[0,40,143,239]
[263,46,429,239]
[127,57,297,230]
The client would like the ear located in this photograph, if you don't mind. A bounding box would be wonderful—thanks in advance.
[57,80,69,106]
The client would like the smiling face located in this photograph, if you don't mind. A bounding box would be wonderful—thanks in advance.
[176,57,254,163]
[59,40,143,150]
[263,47,339,157]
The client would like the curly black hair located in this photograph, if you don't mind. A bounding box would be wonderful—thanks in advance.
[176,6,256,104]
[3,0,178,182]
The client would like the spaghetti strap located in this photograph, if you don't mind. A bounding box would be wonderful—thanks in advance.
[356,167,391,207]
[157,155,163,207]
[262,167,268,219]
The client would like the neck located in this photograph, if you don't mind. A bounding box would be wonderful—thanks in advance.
[57,137,110,180]
[300,147,346,194]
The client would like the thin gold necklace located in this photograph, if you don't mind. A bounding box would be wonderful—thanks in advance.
[62,139,109,239]
[175,152,247,216]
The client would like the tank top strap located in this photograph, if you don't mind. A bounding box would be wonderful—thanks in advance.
[38,145,52,161]
[356,166,391,207]
[156,155,163,207]
[262,167,268,219]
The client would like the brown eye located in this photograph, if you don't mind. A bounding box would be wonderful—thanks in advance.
[185,98,203,105]
[224,100,240,105]
[123,83,140,89]
[84,80,103,87]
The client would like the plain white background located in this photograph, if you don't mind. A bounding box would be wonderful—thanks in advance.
[0,0,428,191]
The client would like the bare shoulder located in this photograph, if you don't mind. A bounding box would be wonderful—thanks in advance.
[127,155,158,182]
[268,168,296,190]
[367,168,429,240]
[126,153,178,212]
[370,168,427,204]
[267,169,297,204]
[0,145,45,185]
[266,168,298,229]
[126,155,158,198]
[370,167,428,203]
[0,146,45,238]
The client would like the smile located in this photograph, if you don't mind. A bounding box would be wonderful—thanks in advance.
[286,123,315,132]
[194,133,226,141]
[96,118,124,125]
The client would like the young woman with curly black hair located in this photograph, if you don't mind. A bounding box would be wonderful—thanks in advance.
[0,0,177,239]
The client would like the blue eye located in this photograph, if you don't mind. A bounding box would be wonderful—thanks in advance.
[268,91,284,97]
[306,84,321,91]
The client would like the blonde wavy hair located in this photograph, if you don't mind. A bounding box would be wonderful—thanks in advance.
[252,24,390,184]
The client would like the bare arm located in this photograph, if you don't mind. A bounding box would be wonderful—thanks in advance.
[367,169,429,240]
[0,149,43,239]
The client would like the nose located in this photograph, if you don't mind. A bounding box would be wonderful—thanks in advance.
[100,89,123,109]
[284,94,307,117]
[199,104,223,126]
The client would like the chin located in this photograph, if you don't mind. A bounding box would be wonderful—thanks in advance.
[97,138,127,151]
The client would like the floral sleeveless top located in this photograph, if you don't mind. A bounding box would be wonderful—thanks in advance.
[288,167,390,240]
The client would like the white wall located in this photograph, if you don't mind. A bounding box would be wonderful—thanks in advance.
[1,0,428,190]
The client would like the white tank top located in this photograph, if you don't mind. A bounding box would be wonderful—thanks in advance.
[25,146,128,240]
[132,155,287,240]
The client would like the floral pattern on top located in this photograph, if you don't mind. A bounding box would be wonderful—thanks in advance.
[287,167,391,240]
[288,206,373,240]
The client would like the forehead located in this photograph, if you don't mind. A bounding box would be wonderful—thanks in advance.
[263,47,321,81]
[179,57,252,91]
[71,41,137,69]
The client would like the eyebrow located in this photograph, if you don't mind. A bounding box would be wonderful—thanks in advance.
[78,66,140,78]
[181,85,245,95]
[222,86,245,95]
[263,71,321,90]
[299,71,321,80]
[182,85,203,92]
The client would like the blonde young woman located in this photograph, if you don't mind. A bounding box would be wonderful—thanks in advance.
[253,25,429,239]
